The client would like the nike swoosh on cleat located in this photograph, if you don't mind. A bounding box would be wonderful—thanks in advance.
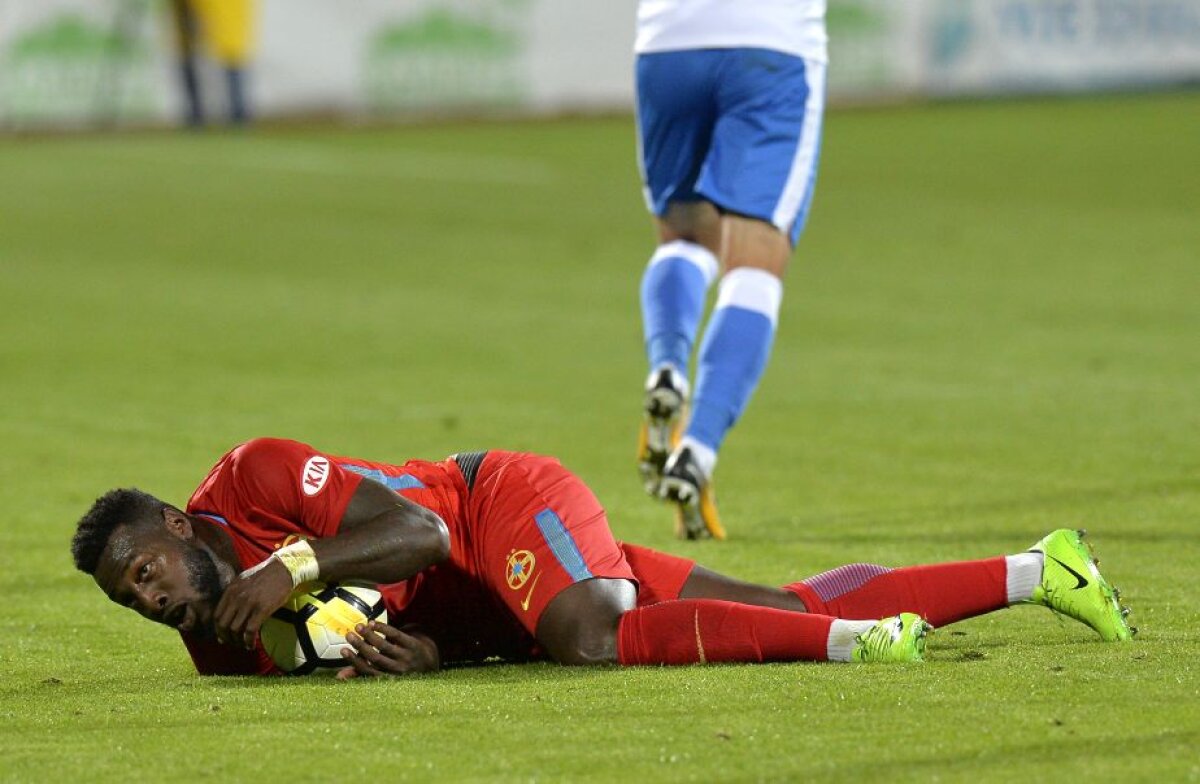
[1047,555,1089,589]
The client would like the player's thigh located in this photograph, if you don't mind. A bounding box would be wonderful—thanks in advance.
[474,455,637,646]
[620,542,696,606]
[636,50,721,221]
[699,49,827,249]
[654,202,722,252]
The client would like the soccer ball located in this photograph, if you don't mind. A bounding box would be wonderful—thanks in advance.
[260,581,388,675]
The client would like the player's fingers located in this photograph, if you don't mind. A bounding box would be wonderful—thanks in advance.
[212,586,235,626]
[214,582,256,642]
[242,607,270,650]
[237,612,254,649]
[356,625,403,654]
[347,629,398,663]
[357,626,419,667]
[213,593,239,644]
[347,630,411,673]
[340,646,385,677]
[229,594,267,650]
[226,603,254,648]
[366,621,420,648]
[342,651,380,677]
[335,666,358,681]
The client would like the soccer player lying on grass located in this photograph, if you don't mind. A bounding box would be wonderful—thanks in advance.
[70,439,1134,677]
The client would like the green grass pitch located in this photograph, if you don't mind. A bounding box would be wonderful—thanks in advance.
[1,92,1198,782]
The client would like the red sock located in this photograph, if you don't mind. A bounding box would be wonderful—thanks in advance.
[616,599,835,665]
[785,557,1008,628]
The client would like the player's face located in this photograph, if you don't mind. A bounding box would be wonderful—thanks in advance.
[94,523,224,637]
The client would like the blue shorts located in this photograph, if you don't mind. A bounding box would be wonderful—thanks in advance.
[635,48,826,246]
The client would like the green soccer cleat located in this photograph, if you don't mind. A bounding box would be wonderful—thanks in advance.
[851,613,932,663]
[1027,529,1135,642]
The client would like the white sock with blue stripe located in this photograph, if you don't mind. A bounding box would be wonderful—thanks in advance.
[685,267,782,458]
[640,240,719,374]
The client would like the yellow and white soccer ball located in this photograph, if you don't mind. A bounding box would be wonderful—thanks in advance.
[260,582,387,675]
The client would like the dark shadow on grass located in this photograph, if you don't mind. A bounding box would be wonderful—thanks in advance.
[177,660,631,689]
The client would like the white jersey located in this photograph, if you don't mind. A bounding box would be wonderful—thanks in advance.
[635,0,828,63]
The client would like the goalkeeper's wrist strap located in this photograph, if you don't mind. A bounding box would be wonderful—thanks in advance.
[271,541,320,588]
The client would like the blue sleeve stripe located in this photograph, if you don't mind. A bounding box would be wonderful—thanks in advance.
[339,463,426,491]
[534,508,593,583]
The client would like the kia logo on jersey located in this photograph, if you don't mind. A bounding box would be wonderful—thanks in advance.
[301,456,330,496]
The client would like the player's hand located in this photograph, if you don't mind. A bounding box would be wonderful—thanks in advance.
[213,558,294,649]
[336,622,441,679]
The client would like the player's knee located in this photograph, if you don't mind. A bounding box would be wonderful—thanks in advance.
[552,625,620,666]
[657,202,721,252]
[721,215,791,277]
[537,578,636,666]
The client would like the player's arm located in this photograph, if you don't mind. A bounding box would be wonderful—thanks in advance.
[214,476,450,649]
[309,476,450,585]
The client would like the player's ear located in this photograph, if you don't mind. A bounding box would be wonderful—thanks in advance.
[162,507,194,540]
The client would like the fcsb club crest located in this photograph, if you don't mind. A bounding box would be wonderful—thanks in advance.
[506,550,536,590]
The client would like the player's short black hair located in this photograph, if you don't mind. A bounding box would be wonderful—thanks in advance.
[71,488,169,575]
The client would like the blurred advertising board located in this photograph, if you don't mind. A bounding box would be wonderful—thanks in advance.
[1,0,1197,129]
[920,0,1200,93]
[0,0,171,126]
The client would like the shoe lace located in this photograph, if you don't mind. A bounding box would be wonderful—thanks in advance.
[1039,586,1073,630]
[856,620,901,661]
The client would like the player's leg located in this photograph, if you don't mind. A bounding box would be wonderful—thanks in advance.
[668,531,1133,640]
[623,541,1013,625]
[613,597,928,665]
[786,530,1134,639]
[681,564,808,611]
[784,558,1015,628]
[612,544,926,664]
[662,51,827,540]
[634,51,722,499]
[171,0,204,126]
[536,574,928,666]
[636,210,720,503]
[623,539,1010,626]
[642,205,723,384]
[663,540,1035,628]
[477,458,925,665]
